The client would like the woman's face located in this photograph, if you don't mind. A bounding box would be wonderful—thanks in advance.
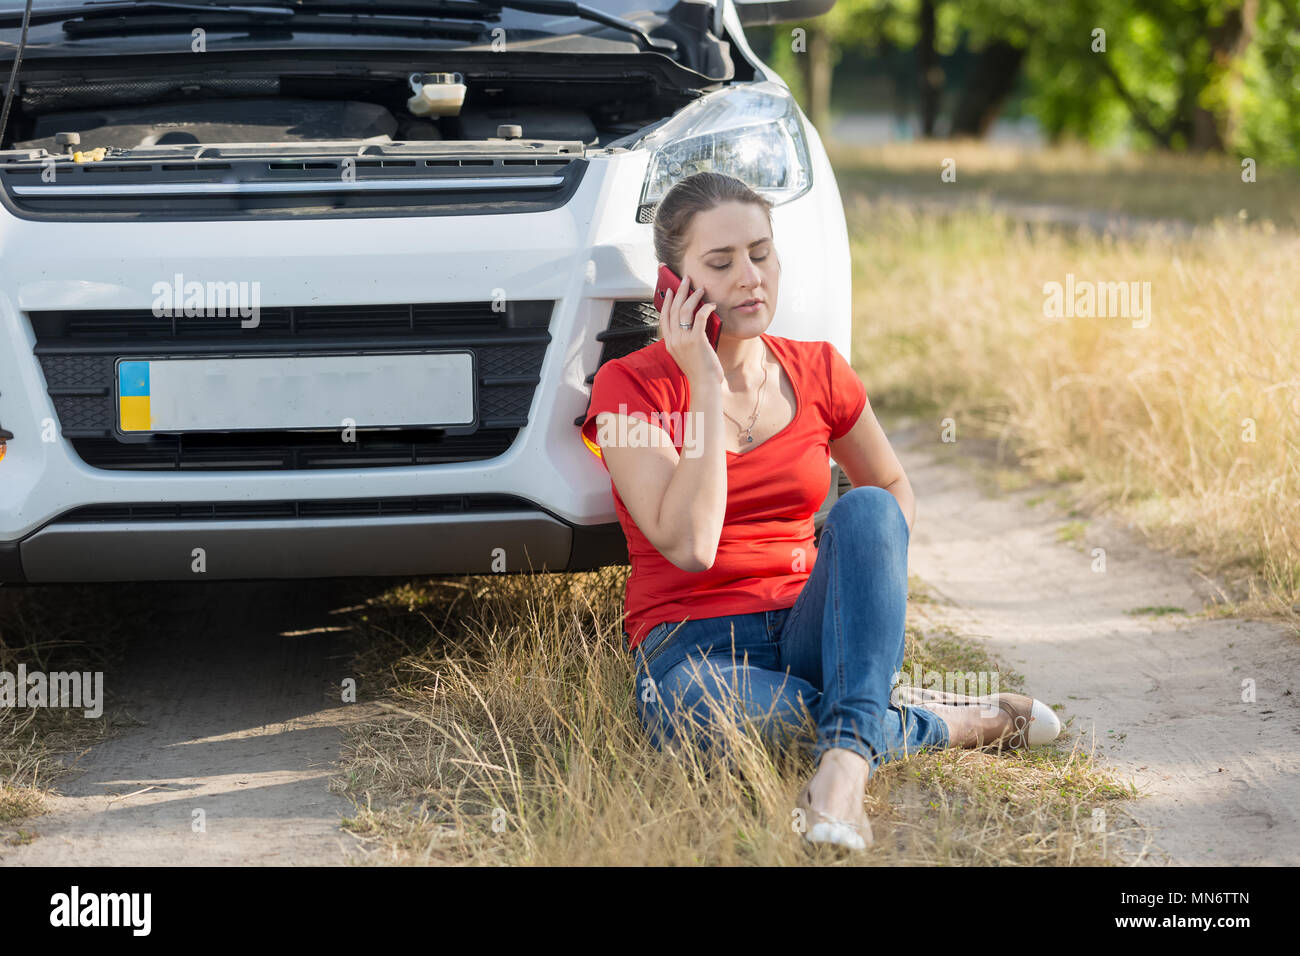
[679,200,779,340]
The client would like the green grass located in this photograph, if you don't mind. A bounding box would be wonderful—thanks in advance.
[1055,521,1088,546]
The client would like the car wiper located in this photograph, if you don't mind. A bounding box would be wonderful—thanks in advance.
[0,0,665,50]
[0,1,292,28]
[1,0,675,53]
[297,0,677,53]
[480,0,676,51]
[0,1,489,41]
[56,5,488,41]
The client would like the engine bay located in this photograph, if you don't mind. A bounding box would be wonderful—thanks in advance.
[6,68,700,155]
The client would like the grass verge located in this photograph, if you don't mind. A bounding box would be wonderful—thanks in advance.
[840,187,1300,627]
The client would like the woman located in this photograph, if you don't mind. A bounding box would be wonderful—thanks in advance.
[579,171,1060,850]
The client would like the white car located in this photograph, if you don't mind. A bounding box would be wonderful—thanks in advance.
[0,0,853,584]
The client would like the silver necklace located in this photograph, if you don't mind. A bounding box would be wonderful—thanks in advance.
[721,361,769,445]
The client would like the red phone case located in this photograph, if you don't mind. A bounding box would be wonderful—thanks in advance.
[654,264,721,350]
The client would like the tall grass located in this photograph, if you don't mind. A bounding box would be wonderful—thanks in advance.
[333,570,1141,866]
[844,194,1300,621]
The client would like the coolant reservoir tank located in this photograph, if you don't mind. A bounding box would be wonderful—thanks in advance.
[407,72,467,117]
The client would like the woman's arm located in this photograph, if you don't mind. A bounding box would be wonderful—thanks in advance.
[827,394,916,535]
[595,378,728,571]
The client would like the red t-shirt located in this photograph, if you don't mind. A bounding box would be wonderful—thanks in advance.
[579,332,868,650]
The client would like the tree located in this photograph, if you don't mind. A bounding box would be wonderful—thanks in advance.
[959,0,1279,155]
[766,0,1295,162]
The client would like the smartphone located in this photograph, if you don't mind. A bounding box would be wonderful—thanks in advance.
[654,264,722,350]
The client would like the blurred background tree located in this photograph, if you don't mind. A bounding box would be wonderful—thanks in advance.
[746,0,1300,164]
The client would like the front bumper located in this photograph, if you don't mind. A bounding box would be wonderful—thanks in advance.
[17,505,594,583]
[0,465,845,584]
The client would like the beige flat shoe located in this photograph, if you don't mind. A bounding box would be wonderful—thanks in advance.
[988,692,1062,750]
[895,686,1062,749]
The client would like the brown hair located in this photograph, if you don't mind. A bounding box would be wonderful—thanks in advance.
[651,172,776,277]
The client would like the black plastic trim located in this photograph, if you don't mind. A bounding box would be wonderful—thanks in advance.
[51,493,531,524]
[565,519,628,571]
[0,539,26,584]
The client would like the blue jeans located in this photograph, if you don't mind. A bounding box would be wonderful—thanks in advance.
[631,485,950,773]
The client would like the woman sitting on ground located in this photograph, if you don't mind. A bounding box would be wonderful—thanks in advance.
[580,171,1060,850]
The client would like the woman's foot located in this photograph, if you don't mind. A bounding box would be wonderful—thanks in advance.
[799,747,874,849]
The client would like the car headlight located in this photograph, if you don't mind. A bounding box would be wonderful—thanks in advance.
[635,81,813,222]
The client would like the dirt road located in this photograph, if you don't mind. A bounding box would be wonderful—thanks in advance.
[3,580,373,865]
[893,418,1300,866]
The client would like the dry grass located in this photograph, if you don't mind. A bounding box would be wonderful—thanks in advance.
[0,586,138,832]
[828,139,1300,229]
[841,190,1300,624]
[331,568,1142,866]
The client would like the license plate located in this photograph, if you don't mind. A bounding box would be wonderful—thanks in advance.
[116,351,475,433]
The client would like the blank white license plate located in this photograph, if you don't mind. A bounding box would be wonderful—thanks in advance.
[116,351,475,433]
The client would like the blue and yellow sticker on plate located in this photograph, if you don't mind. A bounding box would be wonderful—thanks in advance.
[118,361,151,431]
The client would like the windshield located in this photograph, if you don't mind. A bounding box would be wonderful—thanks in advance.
[0,0,721,67]
[0,0,699,47]
[0,0,690,13]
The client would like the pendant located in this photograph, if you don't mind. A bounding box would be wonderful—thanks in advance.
[744,432,754,443]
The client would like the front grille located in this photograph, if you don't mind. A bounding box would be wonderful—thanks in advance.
[60,430,520,471]
[31,300,552,470]
[572,300,660,427]
[1,147,588,222]
[52,493,533,523]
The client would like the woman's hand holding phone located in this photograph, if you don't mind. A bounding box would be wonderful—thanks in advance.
[658,269,725,388]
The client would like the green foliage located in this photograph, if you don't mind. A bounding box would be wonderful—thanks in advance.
[808,0,1299,164]
[1234,0,1300,165]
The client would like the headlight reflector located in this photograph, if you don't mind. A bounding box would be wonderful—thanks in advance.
[636,81,812,220]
